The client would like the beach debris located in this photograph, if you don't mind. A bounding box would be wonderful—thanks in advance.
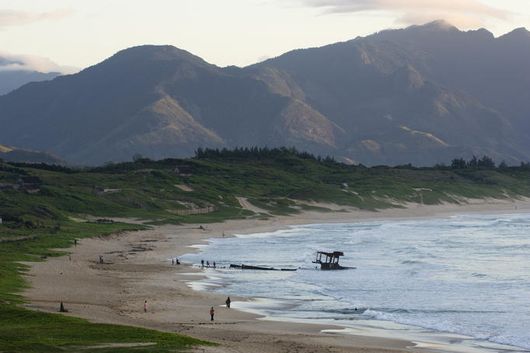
[313,251,355,270]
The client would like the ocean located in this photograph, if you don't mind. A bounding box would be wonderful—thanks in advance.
[181,213,530,352]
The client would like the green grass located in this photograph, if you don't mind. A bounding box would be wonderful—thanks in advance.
[1,153,530,352]
[1,306,204,353]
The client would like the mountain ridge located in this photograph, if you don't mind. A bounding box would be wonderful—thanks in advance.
[0,21,529,165]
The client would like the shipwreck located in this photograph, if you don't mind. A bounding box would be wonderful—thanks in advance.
[313,251,355,270]
[229,264,297,271]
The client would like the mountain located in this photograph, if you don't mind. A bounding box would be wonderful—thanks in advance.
[0,22,529,165]
[0,144,64,164]
[0,70,59,96]
[248,20,529,165]
[0,55,64,95]
[0,46,335,164]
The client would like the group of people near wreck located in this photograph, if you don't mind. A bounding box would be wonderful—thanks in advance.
[200,259,216,268]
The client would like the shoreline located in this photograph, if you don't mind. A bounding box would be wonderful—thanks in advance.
[22,198,530,353]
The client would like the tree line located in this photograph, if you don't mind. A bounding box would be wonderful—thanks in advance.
[448,156,530,170]
[194,146,338,164]
[3,148,530,171]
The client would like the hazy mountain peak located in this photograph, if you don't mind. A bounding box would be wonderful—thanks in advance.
[500,27,530,41]
[0,52,77,74]
[412,20,459,32]
[0,52,71,95]
[469,28,495,40]
[369,20,498,44]
[107,45,210,66]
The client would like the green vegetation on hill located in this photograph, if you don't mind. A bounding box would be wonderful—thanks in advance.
[1,148,530,352]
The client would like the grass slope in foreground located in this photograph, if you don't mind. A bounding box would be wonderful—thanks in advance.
[1,148,530,352]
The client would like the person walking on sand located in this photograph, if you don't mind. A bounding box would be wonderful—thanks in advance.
[210,306,215,321]
[144,300,147,313]
[225,296,231,308]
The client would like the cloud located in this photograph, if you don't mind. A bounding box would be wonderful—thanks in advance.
[296,0,510,27]
[0,52,78,74]
[0,9,71,29]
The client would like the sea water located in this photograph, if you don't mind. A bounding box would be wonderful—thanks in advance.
[181,213,530,351]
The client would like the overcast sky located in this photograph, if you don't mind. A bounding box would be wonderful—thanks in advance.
[0,0,529,72]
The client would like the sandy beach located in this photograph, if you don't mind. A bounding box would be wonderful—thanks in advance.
[22,198,530,353]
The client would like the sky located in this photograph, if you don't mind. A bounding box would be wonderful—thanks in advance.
[0,0,529,72]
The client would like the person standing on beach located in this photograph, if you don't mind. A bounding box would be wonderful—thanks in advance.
[210,306,215,321]
[201,260,204,268]
[144,300,147,313]
[225,297,231,308]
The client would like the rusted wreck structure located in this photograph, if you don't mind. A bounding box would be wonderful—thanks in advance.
[313,251,354,270]
[229,264,296,271]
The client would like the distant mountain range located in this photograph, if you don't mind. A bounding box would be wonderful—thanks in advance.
[0,55,64,95]
[0,70,59,96]
[1,20,529,165]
